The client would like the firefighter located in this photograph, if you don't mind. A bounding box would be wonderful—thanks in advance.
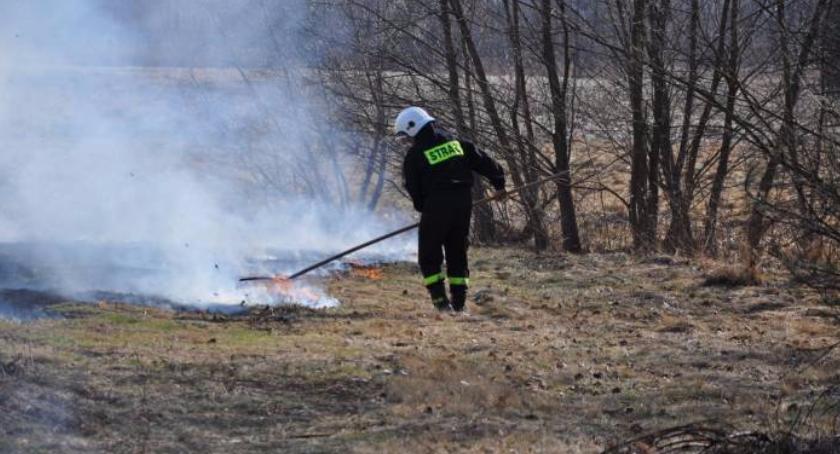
[395,106,506,312]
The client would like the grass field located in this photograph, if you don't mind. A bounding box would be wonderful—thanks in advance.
[1,247,839,452]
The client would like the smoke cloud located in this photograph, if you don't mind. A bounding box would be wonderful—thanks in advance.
[0,1,412,311]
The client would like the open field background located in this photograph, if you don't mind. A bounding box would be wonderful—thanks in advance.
[2,247,838,453]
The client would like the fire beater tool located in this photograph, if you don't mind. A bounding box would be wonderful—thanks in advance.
[239,171,570,283]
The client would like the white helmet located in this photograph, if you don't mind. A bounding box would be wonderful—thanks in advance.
[394,106,435,137]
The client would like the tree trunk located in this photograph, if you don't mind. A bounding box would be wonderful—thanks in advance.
[703,0,740,256]
[663,0,696,255]
[645,0,690,255]
[439,0,496,243]
[541,0,582,253]
[505,0,549,250]
[684,0,731,202]
[450,0,536,245]
[357,138,379,203]
[367,141,387,211]
[449,0,519,180]
[439,0,466,134]
[627,0,654,252]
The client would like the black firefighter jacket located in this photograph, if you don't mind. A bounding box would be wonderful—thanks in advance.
[402,125,506,212]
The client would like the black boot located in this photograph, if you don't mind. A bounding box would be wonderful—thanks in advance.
[450,285,467,312]
[427,281,451,311]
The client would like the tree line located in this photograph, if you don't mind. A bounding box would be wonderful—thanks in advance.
[306,0,839,290]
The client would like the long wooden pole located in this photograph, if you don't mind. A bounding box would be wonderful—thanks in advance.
[239,171,569,282]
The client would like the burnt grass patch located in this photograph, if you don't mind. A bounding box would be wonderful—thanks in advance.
[0,288,73,321]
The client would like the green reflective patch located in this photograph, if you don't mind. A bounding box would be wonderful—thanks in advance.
[423,273,445,286]
[449,276,469,286]
[424,141,464,165]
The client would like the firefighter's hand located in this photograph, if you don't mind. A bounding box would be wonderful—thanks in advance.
[490,190,507,202]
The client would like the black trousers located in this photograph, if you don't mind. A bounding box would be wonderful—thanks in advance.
[418,188,472,288]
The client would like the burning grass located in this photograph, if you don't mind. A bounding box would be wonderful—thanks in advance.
[260,275,322,303]
[1,247,839,452]
[235,260,386,309]
[347,262,385,281]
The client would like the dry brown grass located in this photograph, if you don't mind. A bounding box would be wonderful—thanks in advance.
[1,247,839,452]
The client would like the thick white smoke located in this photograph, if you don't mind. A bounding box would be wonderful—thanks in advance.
[0,1,412,311]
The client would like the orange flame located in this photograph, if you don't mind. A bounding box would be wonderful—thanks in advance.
[261,276,321,302]
[348,263,384,280]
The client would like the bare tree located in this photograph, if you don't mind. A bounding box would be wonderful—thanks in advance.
[449,0,551,250]
[703,0,741,256]
[744,0,831,269]
[541,0,583,253]
[626,0,657,252]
